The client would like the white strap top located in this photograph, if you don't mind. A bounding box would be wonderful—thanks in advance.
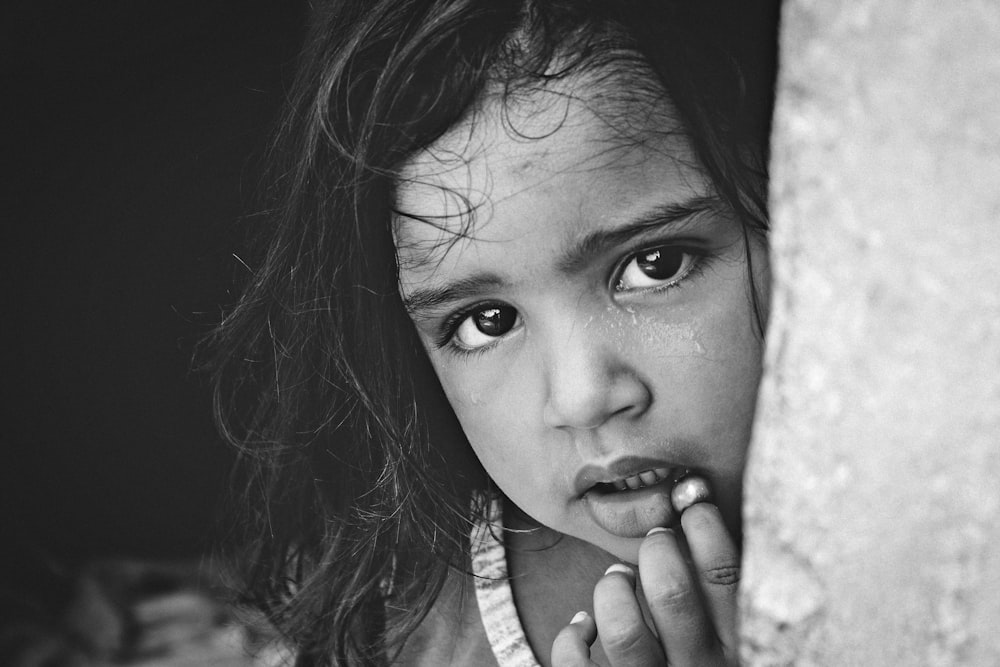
[470,497,543,667]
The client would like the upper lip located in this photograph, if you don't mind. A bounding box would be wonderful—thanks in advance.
[573,455,685,496]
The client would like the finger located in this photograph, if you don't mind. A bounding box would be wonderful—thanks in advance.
[680,503,740,651]
[551,611,600,667]
[638,528,722,667]
[593,564,665,667]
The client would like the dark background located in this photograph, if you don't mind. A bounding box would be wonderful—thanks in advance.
[3,1,307,564]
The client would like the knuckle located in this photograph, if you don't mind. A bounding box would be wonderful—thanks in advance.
[646,578,696,611]
[600,621,647,656]
[702,563,741,588]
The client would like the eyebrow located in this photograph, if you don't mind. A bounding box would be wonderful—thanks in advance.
[556,195,725,274]
[401,194,724,317]
[402,273,507,316]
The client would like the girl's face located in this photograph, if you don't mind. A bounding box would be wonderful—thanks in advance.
[394,75,768,564]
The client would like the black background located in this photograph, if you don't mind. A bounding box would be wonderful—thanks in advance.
[3,1,307,564]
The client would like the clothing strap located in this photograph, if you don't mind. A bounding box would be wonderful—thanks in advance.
[470,497,543,667]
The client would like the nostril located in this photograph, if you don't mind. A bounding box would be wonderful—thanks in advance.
[542,341,652,430]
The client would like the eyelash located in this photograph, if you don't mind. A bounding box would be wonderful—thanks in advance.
[435,302,507,353]
[612,243,707,295]
[435,243,709,356]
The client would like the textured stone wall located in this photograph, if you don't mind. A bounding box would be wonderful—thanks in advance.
[740,1,1000,664]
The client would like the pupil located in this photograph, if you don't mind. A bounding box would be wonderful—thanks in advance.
[638,248,682,279]
[475,306,515,336]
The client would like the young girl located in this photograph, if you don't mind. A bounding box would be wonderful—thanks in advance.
[206,0,777,664]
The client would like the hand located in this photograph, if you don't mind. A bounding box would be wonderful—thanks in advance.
[550,502,740,666]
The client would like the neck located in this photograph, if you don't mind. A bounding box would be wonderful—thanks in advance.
[504,505,618,666]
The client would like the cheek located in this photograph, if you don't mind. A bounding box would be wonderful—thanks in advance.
[435,361,541,477]
[630,285,762,432]
[601,304,709,359]
[671,298,763,459]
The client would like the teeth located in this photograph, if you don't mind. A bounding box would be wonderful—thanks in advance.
[609,468,671,492]
[639,470,658,486]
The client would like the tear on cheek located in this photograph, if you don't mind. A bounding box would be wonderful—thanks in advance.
[623,317,707,358]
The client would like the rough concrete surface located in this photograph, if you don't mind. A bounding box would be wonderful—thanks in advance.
[741,1,1000,664]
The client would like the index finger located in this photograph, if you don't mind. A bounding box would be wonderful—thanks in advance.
[680,502,740,651]
[637,528,722,667]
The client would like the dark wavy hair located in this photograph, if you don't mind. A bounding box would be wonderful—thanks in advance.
[201,0,777,664]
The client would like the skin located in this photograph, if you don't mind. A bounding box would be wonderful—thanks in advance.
[394,73,767,666]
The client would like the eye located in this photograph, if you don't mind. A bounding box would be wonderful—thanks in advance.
[452,304,521,350]
[616,246,697,292]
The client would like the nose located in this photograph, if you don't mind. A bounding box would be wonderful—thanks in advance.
[541,319,652,431]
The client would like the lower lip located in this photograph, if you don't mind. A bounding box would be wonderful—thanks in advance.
[583,480,679,538]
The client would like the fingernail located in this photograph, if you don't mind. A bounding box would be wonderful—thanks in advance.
[646,526,671,537]
[604,563,635,581]
[570,610,589,624]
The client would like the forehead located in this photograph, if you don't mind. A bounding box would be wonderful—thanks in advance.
[392,74,706,275]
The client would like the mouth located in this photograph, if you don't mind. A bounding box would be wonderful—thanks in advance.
[574,456,689,497]
[575,457,695,538]
[591,466,676,493]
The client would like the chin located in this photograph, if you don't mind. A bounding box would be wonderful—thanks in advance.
[609,539,644,565]
[584,531,645,565]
